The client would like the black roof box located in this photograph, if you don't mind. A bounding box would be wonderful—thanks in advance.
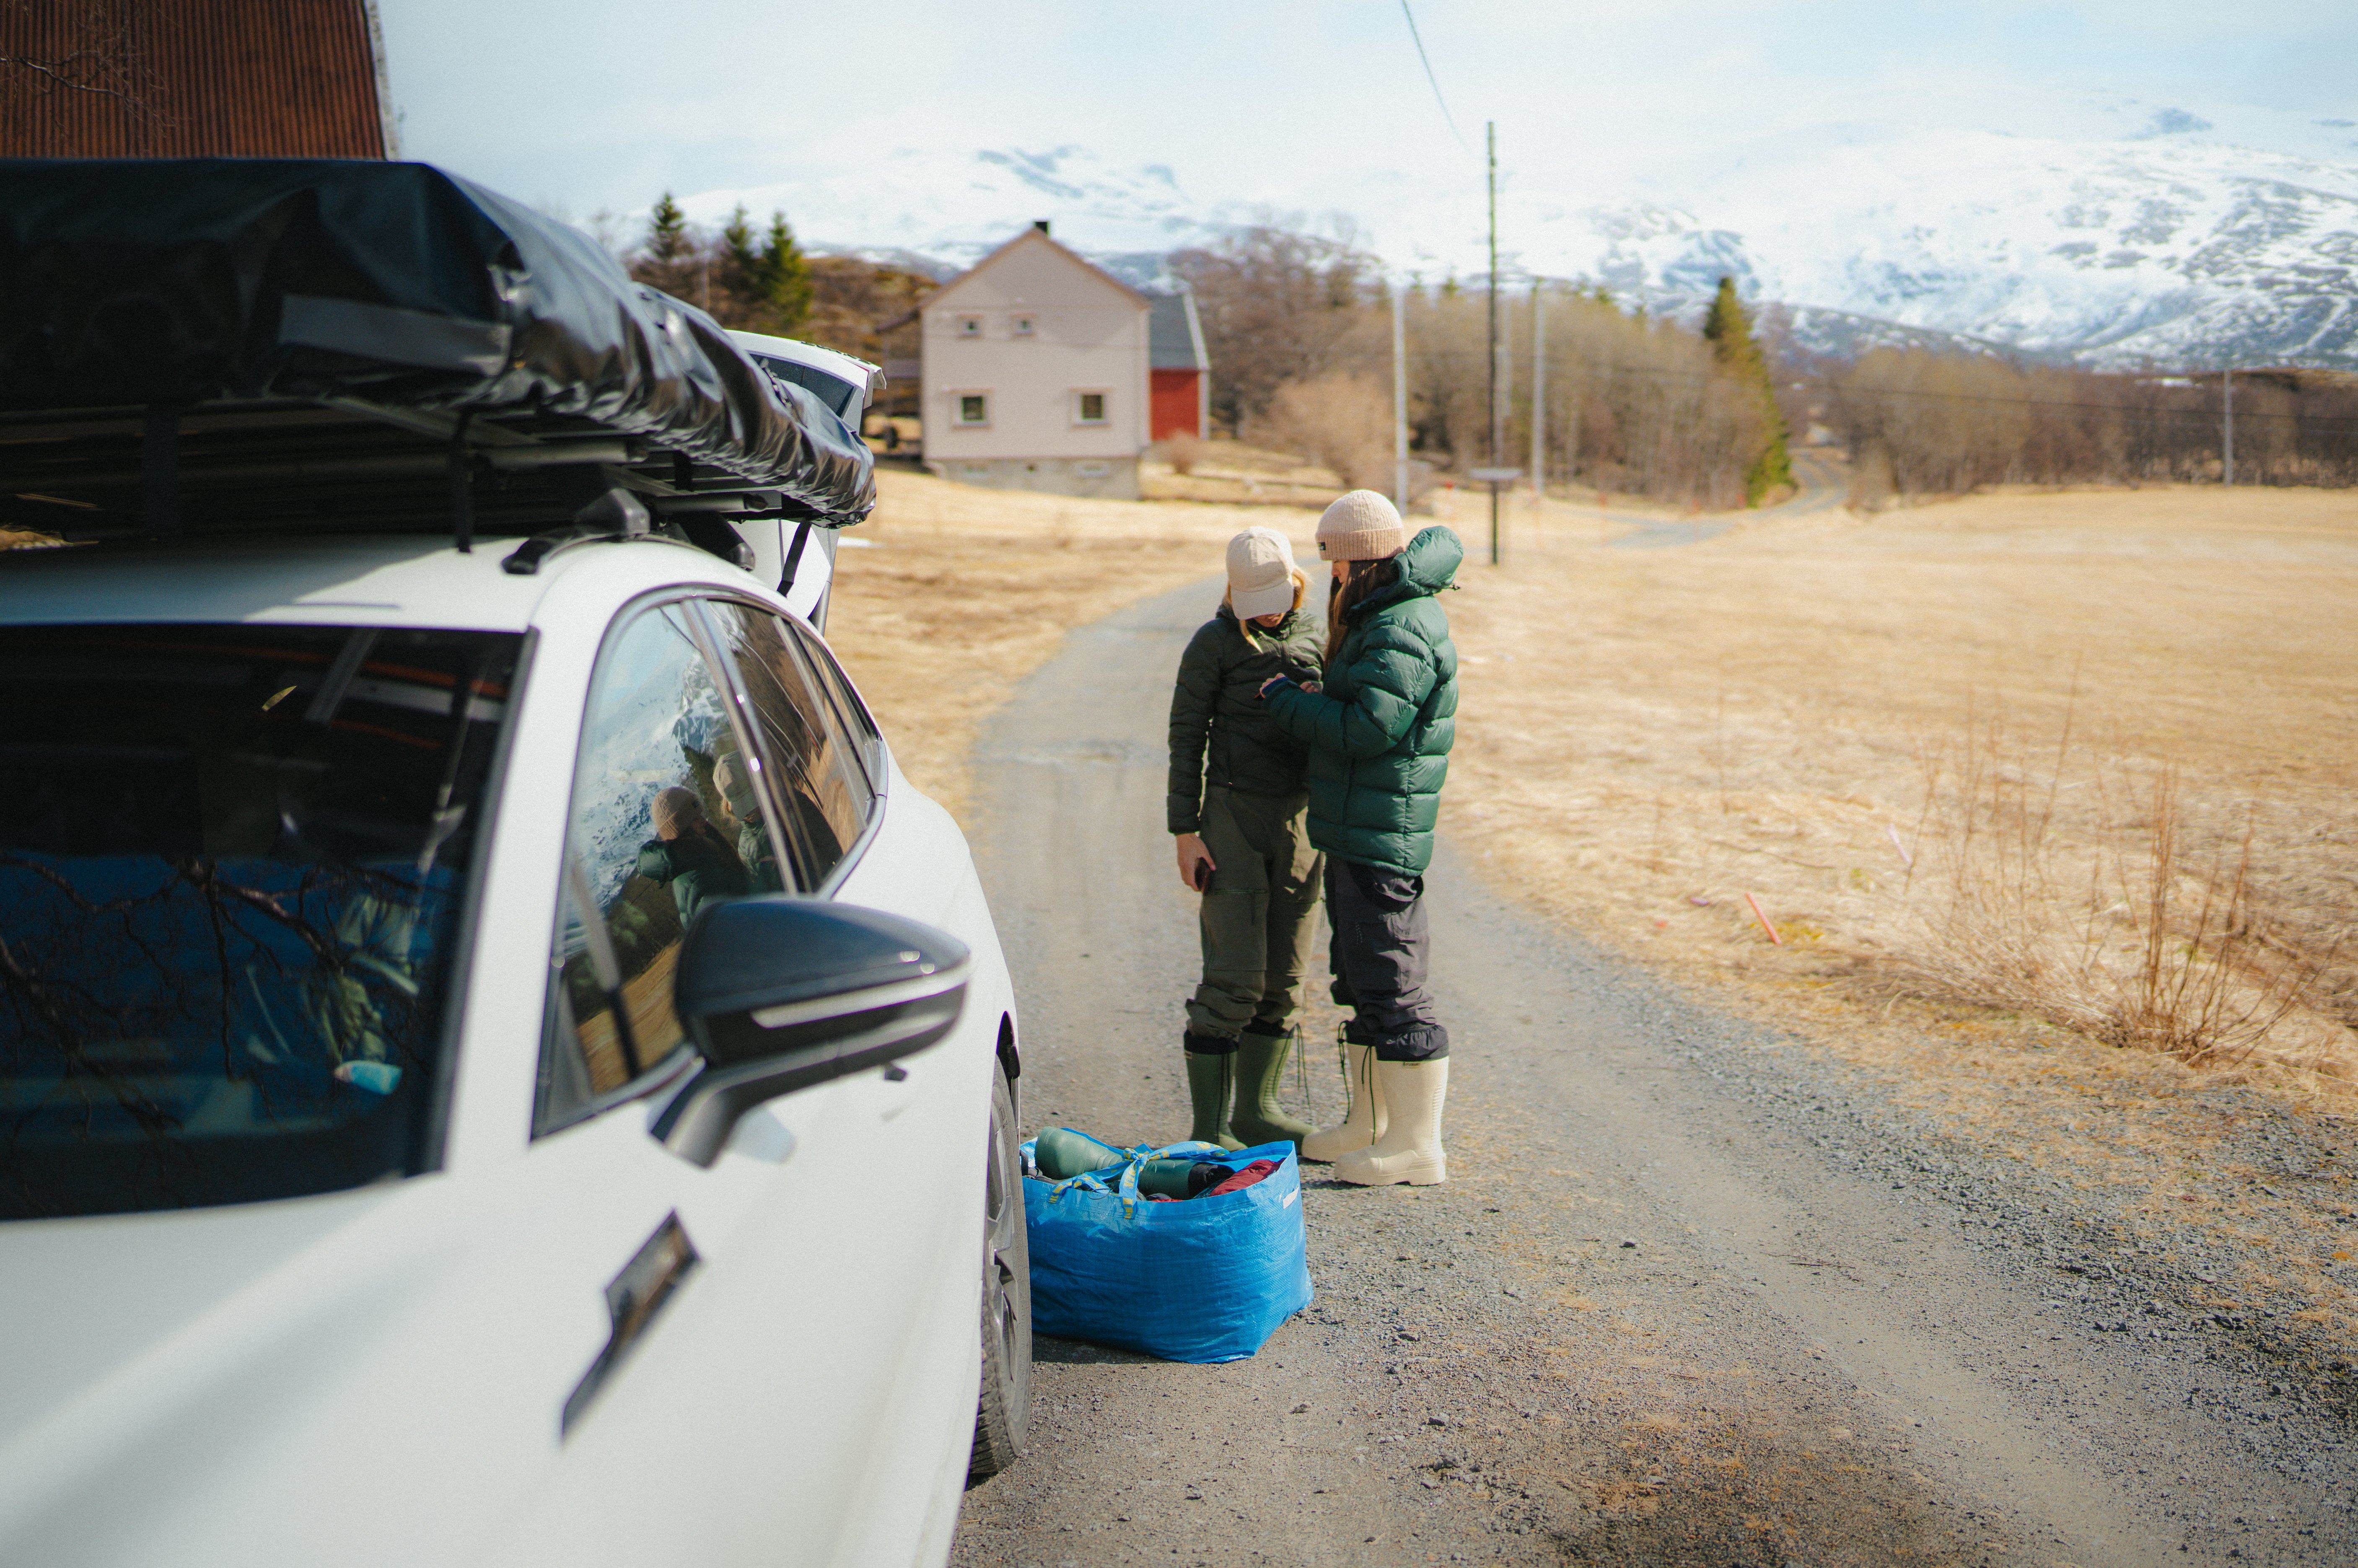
[0,159,874,542]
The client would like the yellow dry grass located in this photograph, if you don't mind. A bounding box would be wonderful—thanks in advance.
[1443,482,2358,1081]
[824,467,1321,823]
[1435,480,2358,1333]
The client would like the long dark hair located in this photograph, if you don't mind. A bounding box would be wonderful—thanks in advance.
[1324,555,1400,665]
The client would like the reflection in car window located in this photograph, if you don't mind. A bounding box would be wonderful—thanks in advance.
[536,603,783,1134]
[0,624,522,1219]
[785,619,887,792]
[703,603,874,889]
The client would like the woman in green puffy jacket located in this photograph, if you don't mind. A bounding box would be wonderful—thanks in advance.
[1261,490,1460,1187]
[1165,525,1327,1150]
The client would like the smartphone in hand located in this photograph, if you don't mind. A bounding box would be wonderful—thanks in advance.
[1192,859,1211,892]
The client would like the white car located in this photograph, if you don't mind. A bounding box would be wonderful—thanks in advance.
[722,331,891,627]
[0,526,1032,1564]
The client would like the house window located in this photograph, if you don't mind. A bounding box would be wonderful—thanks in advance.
[1074,391,1108,425]
[956,393,989,426]
[956,316,982,338]
[1013,315,1036,337]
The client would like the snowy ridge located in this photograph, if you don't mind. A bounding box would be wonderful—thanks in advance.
[1559,130,2358,370]
[671,121,2358,370]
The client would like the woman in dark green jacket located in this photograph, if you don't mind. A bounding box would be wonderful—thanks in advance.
[1166,525,1326,1149]
[1262,491,1460,1186]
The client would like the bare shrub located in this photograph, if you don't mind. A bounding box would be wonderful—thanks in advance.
[1405,287,1765,507]
[1832,351,2358,495]
[1168,224,1382,432]
[1261,374,1394,492]
[1890,727,2334,1066]
[1847,441,1893,513]
[1160,430,1205,476]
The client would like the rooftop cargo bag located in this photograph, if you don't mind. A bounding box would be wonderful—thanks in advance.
[1020,1133,1313,1364]
[0,158,874,540]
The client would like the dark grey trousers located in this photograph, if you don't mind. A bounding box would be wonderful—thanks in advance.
[1184,786,1323,1046]
[1326,858,1449,1061]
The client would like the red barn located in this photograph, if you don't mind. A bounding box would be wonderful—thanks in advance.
[1148,290,1209,440]
[0,0,394,158]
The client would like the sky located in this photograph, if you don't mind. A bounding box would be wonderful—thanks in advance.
[378,0,2358,273]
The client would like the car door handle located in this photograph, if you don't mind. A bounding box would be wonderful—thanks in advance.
[562,1213,699,1436]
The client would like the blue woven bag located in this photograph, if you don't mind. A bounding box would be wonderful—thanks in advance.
[1021,1133,1314,1364]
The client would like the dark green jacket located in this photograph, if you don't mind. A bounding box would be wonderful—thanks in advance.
[1265,526,1461,876]
[1166,601,1324,835]
[636,827,750,929]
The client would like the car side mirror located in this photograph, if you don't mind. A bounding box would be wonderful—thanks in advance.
[651,897,971,1167]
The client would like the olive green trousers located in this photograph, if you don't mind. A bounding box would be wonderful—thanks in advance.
[1184,785,1324,1041]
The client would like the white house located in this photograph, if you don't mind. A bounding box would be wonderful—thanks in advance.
[916,224,1152,499]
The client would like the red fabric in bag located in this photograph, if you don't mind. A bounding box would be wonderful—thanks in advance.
[1208,1159,1280,1196]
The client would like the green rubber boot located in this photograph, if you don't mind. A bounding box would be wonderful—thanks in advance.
[1231,1027,1317,1149]
[1182,1047,1247,1151]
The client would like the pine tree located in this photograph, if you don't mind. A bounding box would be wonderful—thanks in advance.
[722,204,759,278]
[1702,277,1793,506]
[757,211,814,335]
[647,192,690,266]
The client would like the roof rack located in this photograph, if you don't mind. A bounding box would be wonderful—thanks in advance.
[0,160,875,551]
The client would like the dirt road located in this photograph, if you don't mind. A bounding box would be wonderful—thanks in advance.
[949,574,2358,1566]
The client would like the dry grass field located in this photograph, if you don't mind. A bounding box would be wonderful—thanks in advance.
[1438,482,2358,1318]
[1441,483,2358,1083]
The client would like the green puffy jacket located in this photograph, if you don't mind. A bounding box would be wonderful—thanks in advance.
[636,827,750,929]
[1166,601,1324,835]
[1265,526,1461,876]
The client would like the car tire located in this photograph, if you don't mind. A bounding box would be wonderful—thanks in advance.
[967,1059,1031,1483]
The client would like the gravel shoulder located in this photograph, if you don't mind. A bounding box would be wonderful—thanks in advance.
[949,575,2358,1567]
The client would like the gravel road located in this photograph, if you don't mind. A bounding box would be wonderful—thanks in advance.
[951,575,2357,1566]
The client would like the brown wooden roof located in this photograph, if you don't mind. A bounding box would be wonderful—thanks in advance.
[2,0,391,158]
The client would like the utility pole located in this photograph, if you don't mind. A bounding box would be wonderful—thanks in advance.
[2223,368,2235,486]
[1466,124,1525,556]
[1392,282,1410,513]
[1529,278,1546,511]
[1487,120,1500,567]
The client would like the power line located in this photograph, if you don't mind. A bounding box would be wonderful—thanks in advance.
[1397,0,1468,152]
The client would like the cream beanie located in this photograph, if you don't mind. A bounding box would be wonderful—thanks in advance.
[1315,489,1406,561]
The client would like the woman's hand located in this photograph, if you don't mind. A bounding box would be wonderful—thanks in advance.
[1257,674,1288,698]
[1175,833,1216,891]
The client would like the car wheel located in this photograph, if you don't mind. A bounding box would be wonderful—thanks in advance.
[967,1059,1031,1483]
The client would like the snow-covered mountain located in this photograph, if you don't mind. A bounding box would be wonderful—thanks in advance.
[1540,125,2358,370]
[673,114,2358,371]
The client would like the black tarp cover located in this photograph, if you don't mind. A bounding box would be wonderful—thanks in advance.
[0,159,874,521]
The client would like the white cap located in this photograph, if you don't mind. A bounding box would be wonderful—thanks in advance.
[1226,526,1300,619]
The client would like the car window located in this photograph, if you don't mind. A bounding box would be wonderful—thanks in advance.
[0,623,523,1219]
[786,621,887,795]
[536,601,784,1133]
[754,354,861,419]
[701,601,872,889]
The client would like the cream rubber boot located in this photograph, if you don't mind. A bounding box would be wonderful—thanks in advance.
[1334,1058,1448,1186]
[1300,1040,1384,1163]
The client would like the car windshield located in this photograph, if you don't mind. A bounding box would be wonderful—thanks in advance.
[0,624,523,1219]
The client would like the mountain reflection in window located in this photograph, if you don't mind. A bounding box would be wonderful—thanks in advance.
[0,625,523,1219]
